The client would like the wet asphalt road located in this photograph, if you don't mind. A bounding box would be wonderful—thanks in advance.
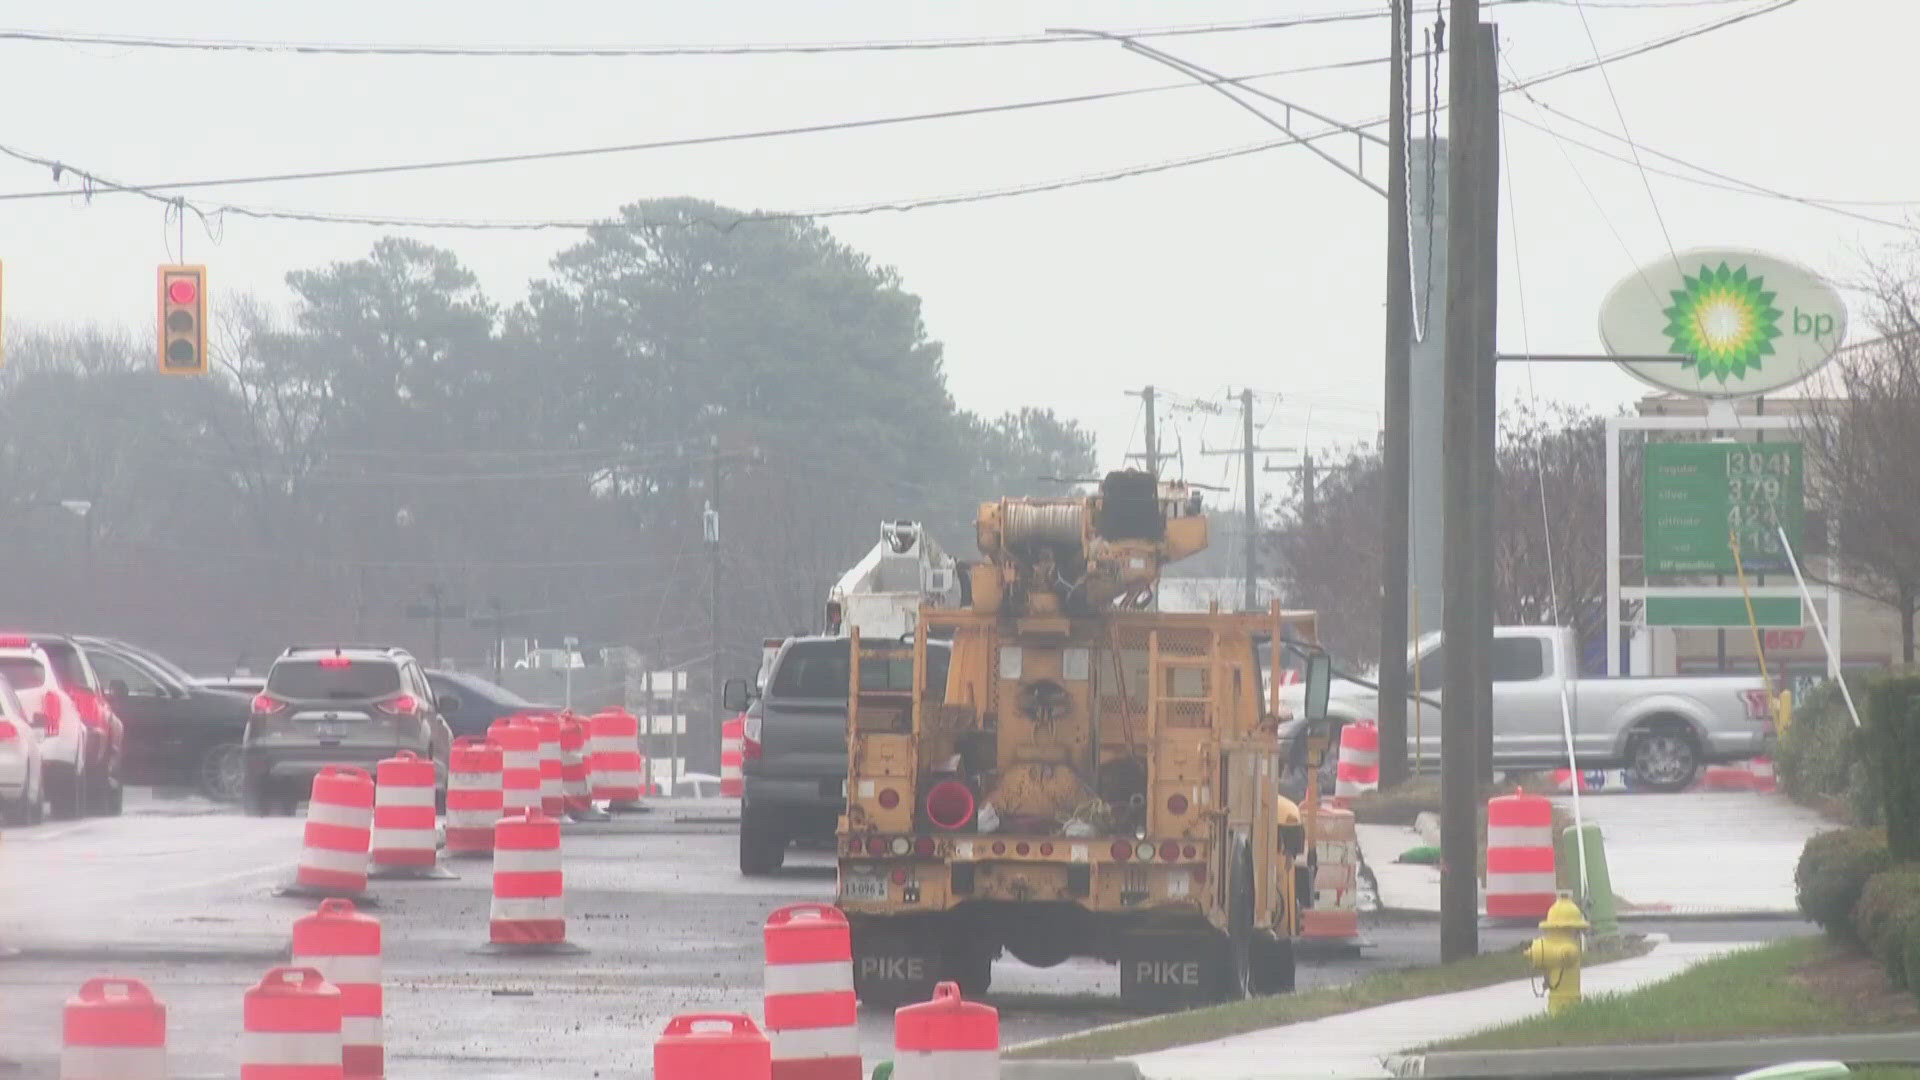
[0,793,1813,1078]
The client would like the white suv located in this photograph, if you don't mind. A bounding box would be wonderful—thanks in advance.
[0,638,117,819]
[0,674,44,825]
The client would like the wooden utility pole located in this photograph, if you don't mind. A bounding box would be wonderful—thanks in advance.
[1440,0,1484,964]
[1472,22,1502,785]
[706,437,723,776]
[1128,385,1161,477]
[1378,0,1414,789]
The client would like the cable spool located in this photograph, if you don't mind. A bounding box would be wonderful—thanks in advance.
[1001,504,1083,550]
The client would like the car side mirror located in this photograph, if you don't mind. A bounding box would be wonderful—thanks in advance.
[106,679,130,699]
[1303,653,1333,723]
[437,693,462,717]
[721,677,751,713]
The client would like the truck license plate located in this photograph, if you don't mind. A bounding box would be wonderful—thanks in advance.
[840,869,888,902]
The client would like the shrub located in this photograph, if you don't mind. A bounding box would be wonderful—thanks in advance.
[1778,677,1867,804]
[1904,922,1920,1008]
[1796,827,1891,938]
[1853,867,1920,987]
[1868,675,1920,859]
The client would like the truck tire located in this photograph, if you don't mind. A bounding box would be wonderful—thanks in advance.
[739,820,785,876]
[1628,721,1700,793]
[1251,932,1296,995]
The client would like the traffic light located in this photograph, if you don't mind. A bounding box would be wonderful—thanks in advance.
[157,264,206,375]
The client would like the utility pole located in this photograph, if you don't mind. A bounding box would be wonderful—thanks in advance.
[1440,0,1483,963]
[1127,385,1161,477]
[1378,0,1414,790]
[706,437,723,777]
[1202,391,1292,611]
[1472,22,1502,785]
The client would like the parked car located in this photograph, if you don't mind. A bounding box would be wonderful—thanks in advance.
[425,669,551,740]
[0,673,45,826]
[728,635,950,876]
[243,645,454,816]
[76,637,253,802]
[0,633,122,818]
[1276,625,1773,792]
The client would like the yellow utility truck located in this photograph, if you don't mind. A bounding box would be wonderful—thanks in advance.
[836,470,1326,1008]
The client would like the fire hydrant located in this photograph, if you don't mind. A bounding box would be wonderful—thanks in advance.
[1524,893,1590,1016]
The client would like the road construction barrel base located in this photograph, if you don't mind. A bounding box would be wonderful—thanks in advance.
[605,801,652,814]
[367,863,458,881]
[473,939,589,956]
[274,882,379,906]
[567,805,613,823]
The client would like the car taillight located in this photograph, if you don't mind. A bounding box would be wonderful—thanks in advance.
[251,693,286,716]
[42,692,62,734]
[318,656,352,668]
[376,694,419,717]
[743,714,762,762]
[0,723,16,741]
[69,689,103,728]
[0,635,29,648]
[1740,689,1772,721]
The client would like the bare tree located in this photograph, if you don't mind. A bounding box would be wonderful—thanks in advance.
[1800,260,1920,662]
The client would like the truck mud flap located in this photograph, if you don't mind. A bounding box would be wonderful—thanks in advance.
[851,924,942,1008]
[1119,930,1226,1010]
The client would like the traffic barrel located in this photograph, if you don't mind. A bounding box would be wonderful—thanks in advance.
[588,708,645,806]
[487,809,579,952]
[1750,755,1778,793]
[446,737,503,857]
[559,715,606,820]
[721,715,746,798]
[370,751,448,879]
[287,766,374,899]
[654,1014,771,1080]
[1300,806,1360,941]
[1485,791,1557,920]
[1332,720,1379,803]
[242,966,342,1080]
[763,903,860,1080]
[489,718,541,818]
[61,977,166,1080]
[531,714,565,817]
[893,982,998,1080]
[292,899,382,1079]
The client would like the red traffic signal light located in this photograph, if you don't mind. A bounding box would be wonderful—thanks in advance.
[157,265,206,375]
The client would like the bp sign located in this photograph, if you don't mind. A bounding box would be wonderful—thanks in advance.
[1600,248,1846,398]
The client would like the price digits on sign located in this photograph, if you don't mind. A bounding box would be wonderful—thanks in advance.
[1725,447,1794,559]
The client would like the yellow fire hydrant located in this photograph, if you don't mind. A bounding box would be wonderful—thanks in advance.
[1524,893,1590,1016]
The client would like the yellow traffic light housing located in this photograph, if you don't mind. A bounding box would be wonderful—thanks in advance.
[157,264,207,375]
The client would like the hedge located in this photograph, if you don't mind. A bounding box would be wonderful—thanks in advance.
[1778,676,1873,820]
[1853,867,1920,988]
[1796,827,1892,939]
[1868,675,1920,860]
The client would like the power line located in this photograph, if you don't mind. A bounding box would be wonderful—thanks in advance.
[0,1,1748,58]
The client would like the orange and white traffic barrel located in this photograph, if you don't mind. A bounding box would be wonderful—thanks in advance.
[489,718,541,818]
[488,809,575,951]
[1485,791,1556,920]
[1749,756,1778,793]
[588,708,645,806]
[654,1014,772,1080]
[721,716,746,798]
[559,715,606,820]
[242,966,342,1080]
[289,766,374,898]
[61,977,166,1080]
[893,982,998,1080]
[292,899,382,1080]
[1333,720,1379,803]
[763,904,860,1080]
[446,737,503,857]
[531,714,565,817]
[1300,806,1360,941]
[370,751,445,878]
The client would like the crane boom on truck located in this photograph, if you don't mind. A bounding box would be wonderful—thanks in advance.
[825,521,963,639]
[837,470,1328,1008]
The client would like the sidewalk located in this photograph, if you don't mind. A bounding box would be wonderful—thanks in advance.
[1123,936,1753,1080]
[1357,789,1828,917]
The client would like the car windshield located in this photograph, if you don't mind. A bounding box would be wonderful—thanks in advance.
[0,657,46,691]
[267,659,402,700]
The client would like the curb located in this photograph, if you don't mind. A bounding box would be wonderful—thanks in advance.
[1386,1032,1920,1077]
[1616,908,1804,923]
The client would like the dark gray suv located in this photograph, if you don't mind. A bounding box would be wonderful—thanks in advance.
[243,645,453,816]
[734,635,948,875]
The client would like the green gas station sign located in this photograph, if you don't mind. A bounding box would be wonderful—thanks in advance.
[1643,441,1803,576]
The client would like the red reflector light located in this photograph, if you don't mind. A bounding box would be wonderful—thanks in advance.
[1039,842,1054,857]
[864,836,887,857]
[890,869,907,886]
[1159,841,1182,862]
[1183,844,1198,859]
[1110,841,1133,862]
[915,836,935,857]
[317,656,352,668]
[991,841,1006,856]
[877,788,900,810]
[167,278,197,305]
[0,635,29,648]
[1167,793,1190,815]
[1015,842,1031,856]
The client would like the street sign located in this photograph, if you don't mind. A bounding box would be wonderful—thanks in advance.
[1643,442,1803,575]
[1600,249,1846,398]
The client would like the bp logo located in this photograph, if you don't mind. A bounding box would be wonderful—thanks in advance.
[1662,261,1784,383]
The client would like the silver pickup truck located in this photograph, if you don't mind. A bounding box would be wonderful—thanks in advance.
[1279,625,1772,791]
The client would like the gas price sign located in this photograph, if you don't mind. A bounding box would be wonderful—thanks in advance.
[1643,441,1803,575]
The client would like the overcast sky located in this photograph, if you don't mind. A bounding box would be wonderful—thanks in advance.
[0,0,1905,500]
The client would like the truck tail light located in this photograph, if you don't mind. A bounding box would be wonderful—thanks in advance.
[877,787,900,810]
[864,836,887,857]
[1110,840,1133,862]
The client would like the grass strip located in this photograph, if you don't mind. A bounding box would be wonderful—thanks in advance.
[1431,936,1919,1051]
[1006,935,1650,1061]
